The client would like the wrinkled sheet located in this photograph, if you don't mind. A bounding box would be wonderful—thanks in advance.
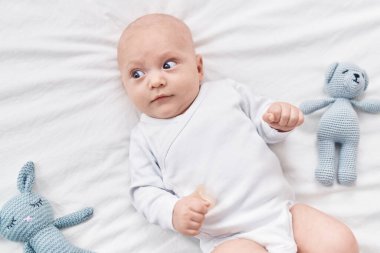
[1,0,379,252]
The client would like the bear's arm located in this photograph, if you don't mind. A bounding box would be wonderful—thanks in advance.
[299,98,335,114]
[351,99,380,113]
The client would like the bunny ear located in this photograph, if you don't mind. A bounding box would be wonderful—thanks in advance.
[17,161,35,193]
[325,62,339,84]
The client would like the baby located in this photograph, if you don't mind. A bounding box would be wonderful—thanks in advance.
[118,14,358,253]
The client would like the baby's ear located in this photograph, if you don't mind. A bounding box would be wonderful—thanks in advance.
[17,161,35,193]
[325,62,339,84]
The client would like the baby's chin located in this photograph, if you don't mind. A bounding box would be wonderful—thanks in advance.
[146,105,189,119]
[148,110,182,119]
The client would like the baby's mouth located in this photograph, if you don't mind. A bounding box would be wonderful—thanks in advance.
[151,94,173,103]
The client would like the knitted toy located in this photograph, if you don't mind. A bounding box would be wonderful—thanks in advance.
[0,161,94,253]
[300,62,380,186]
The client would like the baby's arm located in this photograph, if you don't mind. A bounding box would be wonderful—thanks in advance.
[351,99,380,113]
[233,81,300,142]
[262,102,304,132]
[299,98,335,114]
[129,128,179,231]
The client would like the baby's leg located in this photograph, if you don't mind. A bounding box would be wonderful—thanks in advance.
[212,238,267,253]
[291,204,359,253]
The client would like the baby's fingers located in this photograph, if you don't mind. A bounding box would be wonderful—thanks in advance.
[185,229,202,237]
[190,212,206,223]
[187,220,202,230]
[190,199,210,215]
[287,107,304,128]
[278,104,292,127]
[183,214,205,236]
[263,103,282,124]
[264,102,304,132]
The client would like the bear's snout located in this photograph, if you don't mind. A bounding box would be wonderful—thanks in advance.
[353,73,360,83]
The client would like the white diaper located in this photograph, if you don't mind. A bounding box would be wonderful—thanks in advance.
[198,202,297,253]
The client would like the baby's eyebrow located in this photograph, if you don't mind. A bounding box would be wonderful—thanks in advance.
[126,60,143,70]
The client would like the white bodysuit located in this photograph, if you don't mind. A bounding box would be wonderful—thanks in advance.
[128,79,297,253]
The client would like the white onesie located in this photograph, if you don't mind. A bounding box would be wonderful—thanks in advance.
[128,79,297,253]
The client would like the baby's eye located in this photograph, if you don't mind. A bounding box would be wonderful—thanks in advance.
[342,69,349,74]
[6,217,17,229]
[30,198,43,208]
[131,70,145,79]
[163,61,176,69]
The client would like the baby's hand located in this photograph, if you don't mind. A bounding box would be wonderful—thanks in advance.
[263,102,304,132]
[172,189,211,236]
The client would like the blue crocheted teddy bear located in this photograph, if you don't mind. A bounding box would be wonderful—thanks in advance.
[300,62,380,186]
[0,161,94,253]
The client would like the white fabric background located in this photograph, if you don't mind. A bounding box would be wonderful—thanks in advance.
[1,0,379,252]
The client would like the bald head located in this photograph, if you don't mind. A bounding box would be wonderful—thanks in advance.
[124,14,192,35]
[117,14,195,70]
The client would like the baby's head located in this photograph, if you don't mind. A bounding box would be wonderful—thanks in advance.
[118,14,203,119]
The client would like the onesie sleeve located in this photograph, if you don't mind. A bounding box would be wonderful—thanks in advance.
[128,127,179,231]
[231,80,290,144]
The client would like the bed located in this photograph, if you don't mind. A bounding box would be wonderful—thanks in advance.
[1,0,379,252]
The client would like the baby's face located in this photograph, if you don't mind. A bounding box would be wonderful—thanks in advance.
[118,15,203,119]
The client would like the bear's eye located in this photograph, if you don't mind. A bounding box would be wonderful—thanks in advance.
[30,198,43,208]
[342,70,349,74]
[6,217,17,229]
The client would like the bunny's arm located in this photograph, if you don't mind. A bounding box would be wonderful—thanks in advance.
[351,99,380,113]
[299,98,335,114]
[24,242,35,253]
[54,207,94,229]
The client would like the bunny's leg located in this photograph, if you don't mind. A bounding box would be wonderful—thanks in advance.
[338,142,358,185]
[316,140,336,186]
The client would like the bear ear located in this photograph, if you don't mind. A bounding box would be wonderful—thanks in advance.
[17,161,35,193]
[325,62,339,84]
[363,71,369,90]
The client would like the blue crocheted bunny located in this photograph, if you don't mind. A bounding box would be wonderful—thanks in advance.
[0,161,94,253]
[300,63,380,186]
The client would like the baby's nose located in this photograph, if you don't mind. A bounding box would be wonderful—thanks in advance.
[149,73,166,88]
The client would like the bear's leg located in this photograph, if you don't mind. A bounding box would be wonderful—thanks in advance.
[338,142,358,185]
[73,247,94,253]
[316,140,336,186]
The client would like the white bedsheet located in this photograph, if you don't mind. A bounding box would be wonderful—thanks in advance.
[1,0,379,252]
